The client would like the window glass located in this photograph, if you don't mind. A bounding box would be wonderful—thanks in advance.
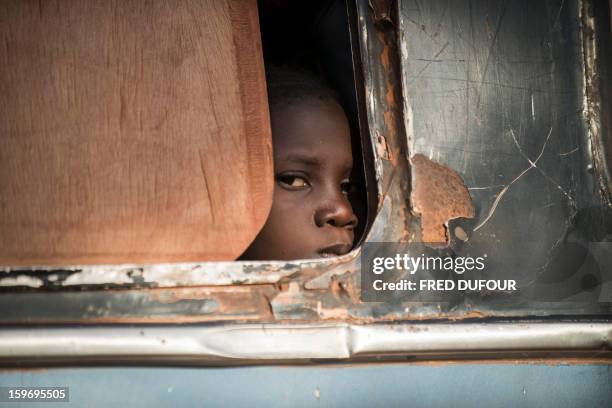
[397,0,612,312]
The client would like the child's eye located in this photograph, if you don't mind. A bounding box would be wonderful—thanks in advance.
[341,180,352,195]
[277,174,310,190]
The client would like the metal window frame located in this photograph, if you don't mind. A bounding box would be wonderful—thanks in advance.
[0,0,611,366]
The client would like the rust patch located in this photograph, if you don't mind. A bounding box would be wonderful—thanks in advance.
[147,285,278,318]
[271,281,304,308]
[444,310,488,320]
[410,154,475,244]
[258,292,275,320]
[329,278,344,297]
[376,30,402,165]
[382,111,397,147]
[384,83,395,107]
[379,33,391,70]
[317,305,350,319]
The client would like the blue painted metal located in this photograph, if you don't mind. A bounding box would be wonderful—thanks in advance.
[0,364,610,407]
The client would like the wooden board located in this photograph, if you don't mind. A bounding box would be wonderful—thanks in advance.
[0,0,273,265]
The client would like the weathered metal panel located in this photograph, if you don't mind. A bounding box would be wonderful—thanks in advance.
[398,0,612,314]
[0,364,611,407]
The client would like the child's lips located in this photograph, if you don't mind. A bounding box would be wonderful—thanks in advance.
[317,243,352,257]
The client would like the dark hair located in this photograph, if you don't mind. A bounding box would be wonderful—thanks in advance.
[266,65,340,109]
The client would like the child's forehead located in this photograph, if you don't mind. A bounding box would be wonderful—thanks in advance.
[271,97,342,120]
[271,99,350,143]
[271,101,353,172]
[272,109,350,156]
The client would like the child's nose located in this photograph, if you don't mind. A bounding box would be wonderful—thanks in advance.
[314,193,358,230]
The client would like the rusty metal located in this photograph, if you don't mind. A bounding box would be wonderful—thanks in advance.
[581,0,612,209]
[410,154,475,244]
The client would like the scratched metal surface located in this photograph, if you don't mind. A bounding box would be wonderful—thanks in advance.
[399,0,612,311]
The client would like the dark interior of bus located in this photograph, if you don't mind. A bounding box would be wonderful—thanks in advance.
[257,0,370,245]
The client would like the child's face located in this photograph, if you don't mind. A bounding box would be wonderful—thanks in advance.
[242,99,358,260]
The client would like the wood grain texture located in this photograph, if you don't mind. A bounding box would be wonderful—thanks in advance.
[0,0,273,265]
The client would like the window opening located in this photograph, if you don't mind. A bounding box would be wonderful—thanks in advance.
[246,0,374,261]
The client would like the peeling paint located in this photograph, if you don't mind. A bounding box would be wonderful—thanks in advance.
[374,130,391,160]
[410,154,475,244]
[0,275,43,288]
